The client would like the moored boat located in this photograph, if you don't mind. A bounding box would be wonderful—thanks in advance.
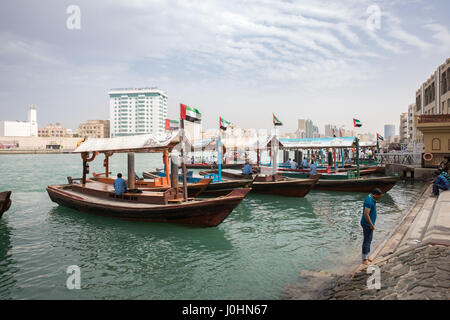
[202,169,319,198]
[312,175,400,193]
[0,191,12,217]
[47,131,251,227]
[185,163,244,170]
[47,182,250,227]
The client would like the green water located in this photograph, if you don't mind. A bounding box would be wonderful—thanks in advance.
[0,154,426,299]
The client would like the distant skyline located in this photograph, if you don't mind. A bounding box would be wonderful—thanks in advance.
[1,0,450,135]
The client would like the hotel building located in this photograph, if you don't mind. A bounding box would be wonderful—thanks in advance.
[109,88,168,137]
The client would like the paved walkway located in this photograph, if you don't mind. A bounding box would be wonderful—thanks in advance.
[282,185,450,300]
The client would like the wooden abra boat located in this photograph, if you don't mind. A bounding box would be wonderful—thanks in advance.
[47,181,250,227]
[143,170,254,197]
[185,163,244,170]
[202,169,318,198]
[312,175,400,193]
[0,191,12,217]
[47,132,250,227]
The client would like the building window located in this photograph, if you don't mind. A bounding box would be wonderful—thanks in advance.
[432,138,441,151]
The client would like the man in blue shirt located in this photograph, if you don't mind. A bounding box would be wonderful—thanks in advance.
[309,161,317,175]
[360,188,384,265]
[113,173,128,195]
[433,170,449,196]
[242,162,253,179]
[301,157,308,168]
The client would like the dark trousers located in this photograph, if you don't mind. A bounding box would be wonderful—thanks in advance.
[361,224,373,260]
[433,183,448,196]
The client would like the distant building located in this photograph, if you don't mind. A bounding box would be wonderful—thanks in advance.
[77,120,110,138]
[0,106,38,137]
[38,123,72,137]
[109,87,168,137]
[384,124,395,142]
[400,112,408,143]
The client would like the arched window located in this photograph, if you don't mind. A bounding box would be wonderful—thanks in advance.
[432,138,441,151]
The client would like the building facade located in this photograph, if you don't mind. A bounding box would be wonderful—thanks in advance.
[400,112,408,143]
[77,120,110,138]
[416,114,450,168]
[38,123,72,137]
[0,106,38,137]
[109,88,168,137]
[415,57,450,116]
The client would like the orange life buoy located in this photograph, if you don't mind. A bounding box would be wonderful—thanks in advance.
[423,153,433,161]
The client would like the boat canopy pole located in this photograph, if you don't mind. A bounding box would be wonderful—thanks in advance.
[127,152,136,189]
[180,119,188,201]
[218,134,222,182]
[356,138,360,178]
[163,149,170,186]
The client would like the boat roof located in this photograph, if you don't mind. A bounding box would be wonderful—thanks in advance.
[279,137,357,149]
[192,135,283,151]
[74,131,190,153]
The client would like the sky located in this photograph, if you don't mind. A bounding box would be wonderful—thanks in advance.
[0,0,450,136]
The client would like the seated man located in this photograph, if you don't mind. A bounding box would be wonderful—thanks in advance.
[433,170,449,196]
[114,173,128,195]
[309,161,318,175]
[242,162,253,179]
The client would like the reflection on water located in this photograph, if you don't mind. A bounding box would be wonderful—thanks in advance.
[0,154,427,299]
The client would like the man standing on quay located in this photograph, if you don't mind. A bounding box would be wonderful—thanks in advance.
[360,188,384,265]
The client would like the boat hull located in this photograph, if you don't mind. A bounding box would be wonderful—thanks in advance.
[251,178,318,197]
[201,179,254,196]
[47,185,250,227]
[313,176,400,193]
[0,191,12,217]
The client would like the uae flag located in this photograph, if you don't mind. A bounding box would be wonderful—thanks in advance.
[180,104,201,123]
[165,119,179,130]
[377,133,384,141]
[273,113,283,126]
[353,118,362,127]
[220,117,231,130]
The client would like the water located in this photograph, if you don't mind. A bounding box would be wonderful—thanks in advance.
[0,153,426,299]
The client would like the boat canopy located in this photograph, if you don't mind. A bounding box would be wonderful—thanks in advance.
[279,137,357,150]
[359,141,377,147]
[74,130,190,153]
[192,135,283,151]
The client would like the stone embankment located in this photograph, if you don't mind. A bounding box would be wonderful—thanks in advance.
[282,185,450,300]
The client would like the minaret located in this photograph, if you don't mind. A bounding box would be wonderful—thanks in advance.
[28,105,38,136]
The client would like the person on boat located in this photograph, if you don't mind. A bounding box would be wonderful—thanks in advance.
[242,161,253,178]
[114,173,128,196]
[286,158,292,167]
[290,159,298,169]
[360,188,384,265]
[432,170,449,196]
[301,157,308,168]
[309,160,317,175]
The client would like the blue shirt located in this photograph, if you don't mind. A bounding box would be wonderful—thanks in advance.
[114,177,128,195]
[434,174,449,189]
[301,159,308,168]
[242,164,253,175]
[310,163,317,175]
[361,194,377,227]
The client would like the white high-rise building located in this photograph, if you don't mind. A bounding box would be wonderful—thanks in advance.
[109,88,168,137]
